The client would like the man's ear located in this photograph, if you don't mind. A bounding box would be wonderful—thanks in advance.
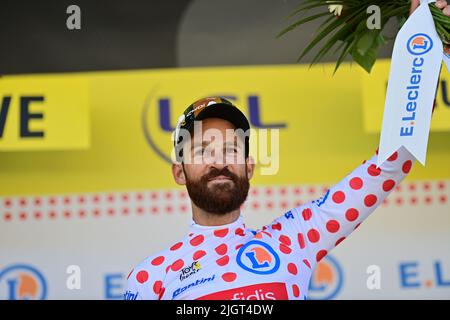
[246,156,255,180]
[172,163,186,185]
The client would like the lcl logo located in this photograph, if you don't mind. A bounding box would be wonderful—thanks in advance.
[142,94,287,163]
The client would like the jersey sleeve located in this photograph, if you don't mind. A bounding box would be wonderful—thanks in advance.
[265,146,415,269]
[124,269,146,300]
[124,256,167,300]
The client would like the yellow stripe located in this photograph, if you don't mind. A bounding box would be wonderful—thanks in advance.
[1,61,449,196]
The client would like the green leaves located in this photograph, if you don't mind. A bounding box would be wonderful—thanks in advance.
[352,29,387,73]
[430,4,450,43]
[278,0,450,73]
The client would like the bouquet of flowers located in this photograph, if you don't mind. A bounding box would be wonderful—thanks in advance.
[277,0,450,73]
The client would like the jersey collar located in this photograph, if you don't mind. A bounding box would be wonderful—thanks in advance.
[188,215,246,238]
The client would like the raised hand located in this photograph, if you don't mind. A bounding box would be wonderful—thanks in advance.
[410,0,450,16]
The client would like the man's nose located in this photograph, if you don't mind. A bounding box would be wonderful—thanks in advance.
[203,146,228,165]
[208,152,228,168]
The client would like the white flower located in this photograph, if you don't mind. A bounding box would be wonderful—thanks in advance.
[328,4,343,16]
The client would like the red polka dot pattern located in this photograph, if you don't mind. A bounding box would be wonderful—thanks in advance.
[388,152,398,161]
[335,237,346,246]
[215,244,228,256]
[403,160,412,174]
[302,208,312,221]
[383,180,396,192]
[292,284,300,297]
[271,223,282,231]
[316,250,327,262]
[170,242,183,251]
[279,235,292,246]
[151,256,165,266]
[280,244,292,254]
[216,255,230,266]
[214,228,229,238]
[190,235,204,247]
[332,191,345,204]
[326,220,340,233]
[136,270,149,284]
[222,272,237,282]
[153,281,162,294]
[158,287,166,300]
[171,259,184,272]
[307,229,320,243]
[193,250,206,260]
[368,164,381,177]
[287,263,298,275]
[349,177,363,190]
[126,269,134,280]
[298,233,306,249]
[364,194,378,207]
[345,208,359,222]
[303,259,311,269]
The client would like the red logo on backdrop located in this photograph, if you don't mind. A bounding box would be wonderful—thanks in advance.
[197,282,288,300]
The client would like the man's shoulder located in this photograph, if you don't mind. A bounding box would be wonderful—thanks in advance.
[127,236,190,285]
[124,246,174,300]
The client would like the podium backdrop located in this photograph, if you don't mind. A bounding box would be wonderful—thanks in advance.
[1,61,450,299]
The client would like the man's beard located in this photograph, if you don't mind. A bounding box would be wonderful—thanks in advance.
[184,166,250,215]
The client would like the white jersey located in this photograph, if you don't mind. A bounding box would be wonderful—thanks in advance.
[125,147,415,300]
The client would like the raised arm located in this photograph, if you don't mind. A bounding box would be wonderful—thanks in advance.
[265,146,415,269]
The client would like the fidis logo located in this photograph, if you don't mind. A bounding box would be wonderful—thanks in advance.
[198,282,288,300]
[141,93,286,163]
[407,33,433,56]
[308,255,343,300]
[237,240,280,275]
[0,264,47,300]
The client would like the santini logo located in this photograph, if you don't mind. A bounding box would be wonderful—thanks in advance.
[400,33,434,137]
[124,290,139,300]
[172,275,215,299]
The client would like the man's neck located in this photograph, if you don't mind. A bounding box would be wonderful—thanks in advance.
[191,203,241,226]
